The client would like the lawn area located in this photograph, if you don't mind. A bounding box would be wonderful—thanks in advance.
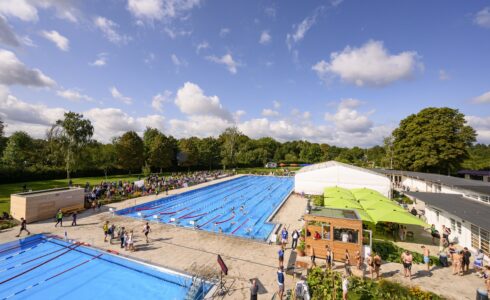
[0,174,142,213]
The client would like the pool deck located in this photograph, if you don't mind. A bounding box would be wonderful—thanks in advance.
[0,175,485,299]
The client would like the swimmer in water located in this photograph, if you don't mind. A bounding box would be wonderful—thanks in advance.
[240,205,244,211]
[218,227,223,233]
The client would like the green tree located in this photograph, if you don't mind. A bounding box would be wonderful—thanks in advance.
[97,143,117,179]
[2,131,34,169]
[219,126,242,169]
[178,137,199,169]
[198,137,221,169]
[0,118,7,158]
[114,131,144,173]
[461,144,490,170]
[49,112,94,179]
[143,128,174,172]
[392,107,476,173]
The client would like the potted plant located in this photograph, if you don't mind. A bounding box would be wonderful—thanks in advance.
[297,240,306,256]
[300,228,306,242]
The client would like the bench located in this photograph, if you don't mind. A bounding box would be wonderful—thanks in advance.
[61,204,84,214]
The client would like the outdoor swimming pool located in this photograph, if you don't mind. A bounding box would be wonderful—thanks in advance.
[0,235,211,300]
[117,176,294,241]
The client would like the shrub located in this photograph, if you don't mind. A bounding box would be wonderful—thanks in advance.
[372,240,441,267]
[311,195,324,206]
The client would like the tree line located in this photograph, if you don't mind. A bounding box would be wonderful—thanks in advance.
[0,107,488,183]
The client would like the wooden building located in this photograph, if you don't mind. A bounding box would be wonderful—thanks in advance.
[10,187,84,223]
[304,207,363,262]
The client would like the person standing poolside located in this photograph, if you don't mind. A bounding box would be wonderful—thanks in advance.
[401,250,413,280]
[277,266,285,300]
[119,227,126,248]
[462,247,471,275]
[452,250,463,275]
[355,250,362,270]
[143,222,150,243]
[127,230,135,251]
[325,245,332,269]
[55,209,63,227]
[16,218,30,237]
[250,279,258,300]
[71,211,77,226]
[291,229,299,250]
[278,246,285,268]
[422,245,431,272]
[281,227,288,248]
[373,253,382,279]
[103,221,109,242]
[344,249,351,275]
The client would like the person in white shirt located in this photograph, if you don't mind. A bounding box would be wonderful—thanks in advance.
[342,275,349,300]
[341,231,349,243]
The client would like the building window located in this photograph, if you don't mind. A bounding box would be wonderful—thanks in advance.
[450,219,456,231]
[321,223,331,240]
[457,222,462,235]
[471,225,480,250]
[470,225,490,257]
[333,228,359,244]
[481,229,489,256]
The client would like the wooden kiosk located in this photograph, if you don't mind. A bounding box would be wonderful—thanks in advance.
[304,207,363,261]
[10,187,84,223]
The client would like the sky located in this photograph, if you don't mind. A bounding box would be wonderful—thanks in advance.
[0,0,489,147]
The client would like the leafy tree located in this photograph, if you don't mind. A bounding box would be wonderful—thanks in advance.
[0,118,7,158]
[2,131,34,169]
[382,135,395,169]
[392,107,476,173]
[219,126,242,169]
[143,128,174,172]
[198,137,221,169]
[114,131,144,173]
[96,143,117,179]
[178,137,199,169]
[49,112,94,179]
[461,144,490,170]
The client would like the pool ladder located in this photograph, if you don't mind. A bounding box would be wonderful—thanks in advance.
[184,276,205,300]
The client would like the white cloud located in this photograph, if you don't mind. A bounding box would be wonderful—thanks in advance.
[127,0,200,22]
[439,69,450,81]
[40,30,69,51]
[0,16,20,47]
[151,90,171,112]
[174,82,232,121]
[168,115,232,138]
[110,86,132,104]
[219,28,230,37]
[90,53,108,67]
[56,88,93,102]
[466,115,490,143]
[85,107,165,142]
[0,0,79,23]
[325,99,373,133]
[163,27,192,39]
[286,7,323,50]
[170,53,187,68]
[206,54,240,74]
[262,108,279,117]
[313,40,422,87]
[472,91,490,104]
[234,110,246,122]
[273,100,281,109]
[259,30,271,45]
[264,6,276,18]
[0,49,55,87]
[330,0,344,7]
[475,7,490,28]
[196,41,209,53]
[94,16,130,44]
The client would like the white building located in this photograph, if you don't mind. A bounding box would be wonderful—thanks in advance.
[294,161,391,197]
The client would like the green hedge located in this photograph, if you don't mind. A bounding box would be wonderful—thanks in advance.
[307,268,443,300]
[372,240,441,267]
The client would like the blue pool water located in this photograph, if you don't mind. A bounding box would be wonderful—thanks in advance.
[117,176,294,241]
[0,235,211,300]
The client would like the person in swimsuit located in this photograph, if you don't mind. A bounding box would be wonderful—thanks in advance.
[344,249,351,275]
[325,245,332,269]
[401,250,413,280]
[422,245,431,272]
[373,253,382,279]
[452,251,462,275]
[143,222,150,243]
[355,250,362,270]
[16,218,31,237]
[342,274,349,300]
[127,230,135,252]
[448,243,456,261]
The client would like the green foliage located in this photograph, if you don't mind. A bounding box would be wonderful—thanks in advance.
[143,128,175,171]
[114,131,144,172]
[392,107,476,173]
[178,137,200,168]
[312,195,324,206]
[461,144,490,170]
[307,268,443,300]
[2,131,34,169]
[219,126,242,169]
[372,240,441,267]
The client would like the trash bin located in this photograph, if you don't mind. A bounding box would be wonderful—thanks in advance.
[477,288,489,300]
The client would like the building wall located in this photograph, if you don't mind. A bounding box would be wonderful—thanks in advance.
[401,177,460,195]
[295,165,391,197]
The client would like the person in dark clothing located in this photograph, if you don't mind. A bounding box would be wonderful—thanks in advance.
[462,247,471,274]
[16,218,30,237]
[250,279,258,300]
[120,227,126,248]
[291,229,299,250]
[71,211,77,226]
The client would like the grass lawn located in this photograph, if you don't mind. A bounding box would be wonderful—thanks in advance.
[0,174,142,213]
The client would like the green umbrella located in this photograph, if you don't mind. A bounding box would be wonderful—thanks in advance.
[324,197,362,209]
[353,208,375,223]
[324,187,355,200]
[365,208,428,227]
[360,200,404,211]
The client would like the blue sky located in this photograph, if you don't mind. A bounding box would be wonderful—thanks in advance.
[0,0,489,146]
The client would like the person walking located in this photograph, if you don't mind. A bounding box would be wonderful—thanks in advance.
[291,229,299,250]
[55,209,63,227]
[278,246,284,268]
[281,227,288,248]
[71,211,77,226]
[103,221,109,242]
[16,218,30,237]
[422,245,431,272]
[277,266,285,300]
[250,278,258,300]
[143,222,151,243]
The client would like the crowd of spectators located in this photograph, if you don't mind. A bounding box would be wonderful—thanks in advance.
[83,170,231,204]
